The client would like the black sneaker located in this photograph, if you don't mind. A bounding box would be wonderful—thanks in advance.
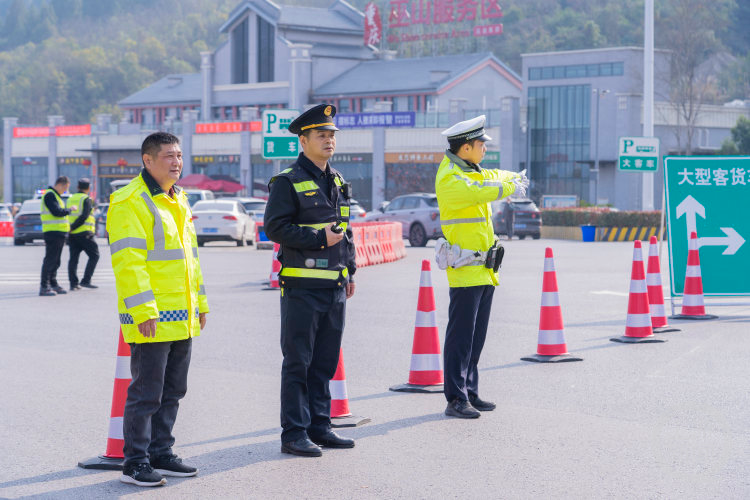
[80,282,98,289]
[445,399,481,419]
[120,462,166,487]
[469,396,497,411]
[70,284,81,291]
[39,287,56,296]
[150,455,198,477]
[51,285,67,294]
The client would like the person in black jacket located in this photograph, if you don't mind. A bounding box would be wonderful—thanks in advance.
[39,176,76,296]
[264,104,357,457]
[67,178,100,290]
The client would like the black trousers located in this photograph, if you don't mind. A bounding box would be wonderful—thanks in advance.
[280,287,346,442]
[444,285,495,403]
[40,232,66,288]
[68,232,99,286]
[123,339,192,465]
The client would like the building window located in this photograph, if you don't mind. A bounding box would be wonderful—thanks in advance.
[339,99,351,112]
[528,84,592,202]
[257,16,275,83]
[528,62,625,81]
[231,17,249,84]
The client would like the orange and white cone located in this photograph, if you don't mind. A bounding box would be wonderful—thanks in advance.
[522,247,582,362]
[390,260,444,393]
[329,349,370,428]
[78,328,131,470]
[646,236,680,333]
[264,243,281,290]
[611,240,666,343]
[671,231,718,320]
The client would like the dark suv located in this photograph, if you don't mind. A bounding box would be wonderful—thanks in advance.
[491,198,542,239]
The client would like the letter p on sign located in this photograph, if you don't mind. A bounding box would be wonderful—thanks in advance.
[622,139,634,154]
[266,113,277,133]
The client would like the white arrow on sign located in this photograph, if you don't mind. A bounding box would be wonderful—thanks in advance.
[676,195,705,241]
[699,228,746,255]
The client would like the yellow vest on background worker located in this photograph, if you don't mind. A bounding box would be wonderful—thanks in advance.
[107,172,208,344]
[67,192,95,234]
[41,189,70,233]
[435,153,517,288]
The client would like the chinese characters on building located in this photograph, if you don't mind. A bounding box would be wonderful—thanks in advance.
[335,112,416,128]
[386,0,503,43]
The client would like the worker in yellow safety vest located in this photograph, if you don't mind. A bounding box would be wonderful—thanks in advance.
[107,132,208,487]
[66,177,99,290]
[434,115,529,419]
[39,176,75,296]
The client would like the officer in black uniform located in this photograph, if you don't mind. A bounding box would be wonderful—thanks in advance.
[264,103,357,457]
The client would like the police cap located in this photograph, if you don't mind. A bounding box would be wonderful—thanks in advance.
[288,104,340,136]
[441,115,492,144]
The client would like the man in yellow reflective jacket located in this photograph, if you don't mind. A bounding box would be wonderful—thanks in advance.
[107,132,208,487]
[435,115,528,419]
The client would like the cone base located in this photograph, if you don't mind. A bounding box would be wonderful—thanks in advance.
[331,414,371,428]
[653,326,681,333]
[521,353,583,363]
[389,383,444,393]
[610,336,666,343]
[77,455,124,470]
[669,314,718,320]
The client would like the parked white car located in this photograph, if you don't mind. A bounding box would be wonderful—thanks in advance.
[191,200,256,247]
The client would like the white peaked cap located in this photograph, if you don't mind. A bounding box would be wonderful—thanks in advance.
[441,115,492,142]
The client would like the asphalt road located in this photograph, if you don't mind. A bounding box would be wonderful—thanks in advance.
[1,236,748,499]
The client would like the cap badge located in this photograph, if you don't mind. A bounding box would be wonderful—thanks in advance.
[324,106,332,116]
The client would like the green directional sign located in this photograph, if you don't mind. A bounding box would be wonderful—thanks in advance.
[664,156,749,296]
[262,109,299,159]
[619,137,659,171]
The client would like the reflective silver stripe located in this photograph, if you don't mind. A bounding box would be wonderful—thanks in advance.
[192,247,199,258]
[453,174,481,188]
[124,289,156,309]
[140,192,165,249]
[42,219,64,225]
[440,217,485,226]
[110,237,148,255]
[452,174,503,189]
[147,248,185,261]
[198,284,206,295]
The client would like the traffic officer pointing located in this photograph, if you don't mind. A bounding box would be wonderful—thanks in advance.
[264,103,357,457]
[434,115,528,418]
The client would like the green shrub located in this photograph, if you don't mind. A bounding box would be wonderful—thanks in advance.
[541,208,661,227]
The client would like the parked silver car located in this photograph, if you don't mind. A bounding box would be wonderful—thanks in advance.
[365,193,441,247]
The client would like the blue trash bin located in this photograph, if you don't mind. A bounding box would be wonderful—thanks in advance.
[580,225,596,242]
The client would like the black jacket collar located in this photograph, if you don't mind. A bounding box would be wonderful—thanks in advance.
[297,153,331,179]
[140,168,182,197]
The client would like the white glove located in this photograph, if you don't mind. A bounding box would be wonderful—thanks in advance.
[511,169,529,196]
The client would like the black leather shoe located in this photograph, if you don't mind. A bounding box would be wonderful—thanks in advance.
[51,285,67,294]
[80,282,98,289]
[445,399,481,419]
[310,431,355,449]
[281,437,322,457]
[70,284,81,291]
[39,287,56,296]
[469,396,496,411]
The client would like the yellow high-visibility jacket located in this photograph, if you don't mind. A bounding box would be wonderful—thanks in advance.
[67,193,95,234]
[435,151,518,288]
[107,171,208,343]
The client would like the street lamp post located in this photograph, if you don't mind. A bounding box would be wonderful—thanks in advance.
[593,88,609,206]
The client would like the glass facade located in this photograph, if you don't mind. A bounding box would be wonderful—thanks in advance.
[12,157,48,202]
[529,62,624,81]
[58,158,93,190]
[257,16,274,83]
[330,153,372,211]
[231,18,249,84]
[528,84,592,201]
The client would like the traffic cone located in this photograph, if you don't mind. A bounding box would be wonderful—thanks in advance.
[521,247,582,362]
[671,231,718,320]
[390,260,444,393]
[78,328,130,470]
[646,236,680,333]
[611,240,666,343]
[264,242,281,290]
[329,349,370,428]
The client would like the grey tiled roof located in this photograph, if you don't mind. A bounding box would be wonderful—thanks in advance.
[220,0,362,34]
[314,53,520,97]
[118,73,202,106]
